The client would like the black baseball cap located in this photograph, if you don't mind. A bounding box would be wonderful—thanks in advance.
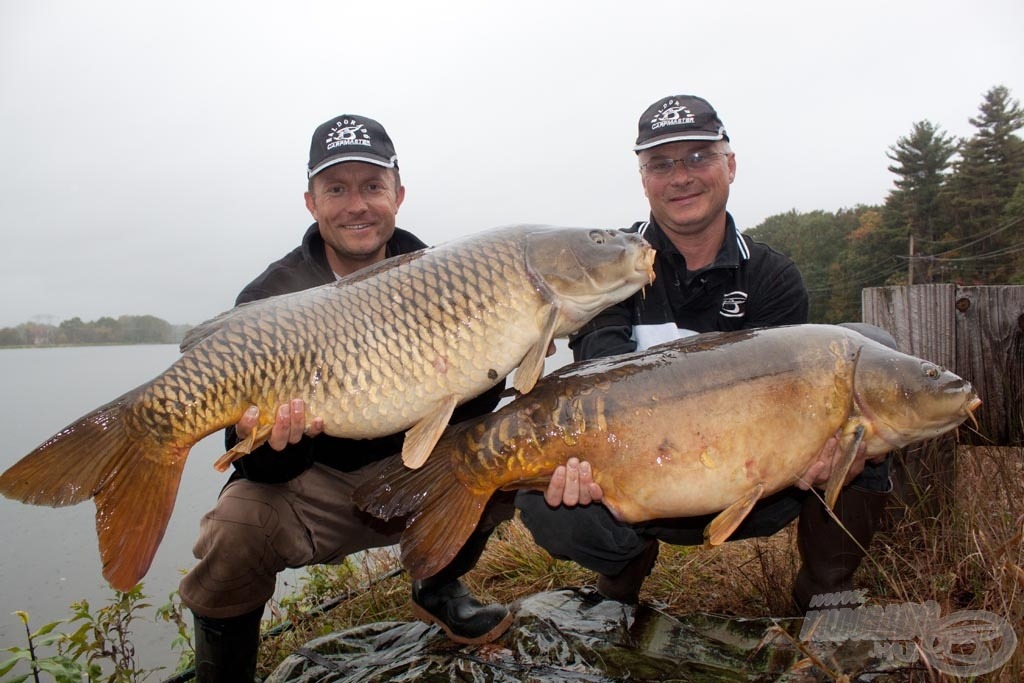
[633,95,730,152]
[307,114,398,179]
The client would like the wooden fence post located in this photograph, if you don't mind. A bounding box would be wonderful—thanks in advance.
[861,285,1024,515]
[862,284,1023,446]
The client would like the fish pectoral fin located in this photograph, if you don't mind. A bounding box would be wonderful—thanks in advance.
[213,423,275,472]
[824,424,866,509]
[704,483,765,546]
[514,304,559,394]
[402,395,459,469]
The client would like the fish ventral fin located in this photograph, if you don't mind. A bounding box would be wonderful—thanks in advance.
[213,422,275,472]
[402,395,459,469]
[825,424,866,509]
[704,482,765,546]
[514,303,559,394]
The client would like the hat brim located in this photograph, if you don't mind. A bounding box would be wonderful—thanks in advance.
[633,130,727,152]
[308,153,398,179]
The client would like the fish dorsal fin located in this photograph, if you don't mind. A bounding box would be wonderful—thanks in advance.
[402,394,459,469]
[514,304,559,394]
[824,423,866,509]
[180,251,434,353]
[179,301,259,352]
[704,482,765,546]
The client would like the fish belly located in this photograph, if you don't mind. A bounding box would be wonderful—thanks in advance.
[590,367,845,522]
[476,326,860,523]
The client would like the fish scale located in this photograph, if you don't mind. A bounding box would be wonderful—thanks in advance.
[0,224,655,591]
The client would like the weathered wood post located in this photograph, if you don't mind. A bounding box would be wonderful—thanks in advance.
[861,285,1024,514]
[862,284,1023,445]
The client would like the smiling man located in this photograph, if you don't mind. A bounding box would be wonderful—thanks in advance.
[303,119,408,277]
[516,94,894,614]
[179,115,516,682]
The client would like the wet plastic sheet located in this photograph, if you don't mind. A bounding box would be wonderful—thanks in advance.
[265,588,914,682]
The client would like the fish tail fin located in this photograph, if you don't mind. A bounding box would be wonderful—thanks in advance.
[354,448,491,580]
[0,393,190,592]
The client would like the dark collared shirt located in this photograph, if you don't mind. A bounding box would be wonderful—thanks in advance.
[570,213,809,361]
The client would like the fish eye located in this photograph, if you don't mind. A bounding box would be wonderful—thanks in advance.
[589,230,607,245]
[922,364,941,379]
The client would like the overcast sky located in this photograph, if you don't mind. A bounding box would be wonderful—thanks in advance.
[2,0,1021,329]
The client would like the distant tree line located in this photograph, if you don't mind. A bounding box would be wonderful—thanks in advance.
[0,315,188,347]
[747,84,1024,323]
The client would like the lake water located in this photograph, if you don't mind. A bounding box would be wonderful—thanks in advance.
[0,341,577,677]
[0,345,293,676]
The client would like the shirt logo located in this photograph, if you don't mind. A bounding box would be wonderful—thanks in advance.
[650,99,696,131]
[325,119,372,150]
[720,291,748,318]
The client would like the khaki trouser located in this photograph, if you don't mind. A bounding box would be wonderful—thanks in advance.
[179,460,406,619]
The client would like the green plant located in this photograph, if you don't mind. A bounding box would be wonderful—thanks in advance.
[154,590,194,674]
[0,610,100,683]
[60,584,153,681]
[0,584,191,683]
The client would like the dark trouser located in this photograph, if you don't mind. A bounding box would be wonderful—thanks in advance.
[185,460,515,680]
[181,460,515,619]
[515,458,891,577]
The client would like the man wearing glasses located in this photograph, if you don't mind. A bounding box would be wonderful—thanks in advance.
[516,95,893,614]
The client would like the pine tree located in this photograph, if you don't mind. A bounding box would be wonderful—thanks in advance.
[941,85,1024,282]
[883,120,956,283]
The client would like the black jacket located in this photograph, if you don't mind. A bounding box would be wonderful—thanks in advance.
[570,214,809,361]
[230,223,505,483]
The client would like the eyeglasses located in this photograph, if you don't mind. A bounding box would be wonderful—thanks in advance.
[640,152,729,176]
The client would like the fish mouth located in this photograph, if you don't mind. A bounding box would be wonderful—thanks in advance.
[637,245,657,285]
[964,396,982,429]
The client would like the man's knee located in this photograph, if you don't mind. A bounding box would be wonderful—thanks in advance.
[726,492,805,540]
[849,455,893,493]
[181,483,312,617]
[515,491,569,553]
[515,491,648,575]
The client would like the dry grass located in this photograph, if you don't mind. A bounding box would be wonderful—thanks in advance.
[256,445,1024,681]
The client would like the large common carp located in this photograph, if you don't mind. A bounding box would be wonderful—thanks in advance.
[0,224,655,592]
[355,324,981,580]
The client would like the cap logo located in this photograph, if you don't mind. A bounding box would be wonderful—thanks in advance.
[650,99,696,131]
[325,119,372,151]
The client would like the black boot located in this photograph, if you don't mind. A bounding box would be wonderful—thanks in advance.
[596,537,659,604]
[792,486,888,614]
[193,607,262,683]
[410,528,513,645]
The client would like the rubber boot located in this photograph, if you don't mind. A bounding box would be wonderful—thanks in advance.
[411,528,513,644]
[193,607,262,683]
[596,538,659,604]
[791,486,888,614]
